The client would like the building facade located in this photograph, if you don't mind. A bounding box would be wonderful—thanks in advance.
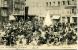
[0,0,25,22]
[9,0,25,21]
[0,0,9,23]
[26,0,77,26]
[45,0,77,25]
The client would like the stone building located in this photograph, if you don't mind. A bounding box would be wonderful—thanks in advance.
[26,0,77,26]
[0,0,25,22]
[12,0,25,21]
[45,0,77,25]
[0,0,9,22]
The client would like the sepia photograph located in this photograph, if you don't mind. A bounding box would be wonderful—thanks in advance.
[0,0,78,49]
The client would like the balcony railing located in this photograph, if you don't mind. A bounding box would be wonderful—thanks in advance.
[65,5,76,9]
[65,2,77,8]
[2,4,8,7]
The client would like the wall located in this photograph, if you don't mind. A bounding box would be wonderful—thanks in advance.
[26,0,76,17]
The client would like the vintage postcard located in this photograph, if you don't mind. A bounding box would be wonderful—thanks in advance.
[0,0,78,49]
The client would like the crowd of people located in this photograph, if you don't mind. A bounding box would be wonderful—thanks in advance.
[0,17,77,46]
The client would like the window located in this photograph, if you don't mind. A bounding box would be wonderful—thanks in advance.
[4,0,8,7]
[53,1,55,6]
[53,1,55,4]
[71,17,77,24]
[46,2,48,6]
[67,1,70,5]
[21,5,24,10]
[50,2,51,6]
[1,9,7,16]
[72,17,77,23]
[14,4,18,8]
[72,9,74,13]
[63,1,65,5]
[14,10,19,14]
[58,1,60,5]
[72,0,74,1]
[67,17,70,23]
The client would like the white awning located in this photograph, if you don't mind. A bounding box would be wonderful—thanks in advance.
[72,15,77,17]
[52,15,60,19]
[9,15,16,20]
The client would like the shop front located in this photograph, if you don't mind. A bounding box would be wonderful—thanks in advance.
[70,16,77,32]
[51,15,60,25]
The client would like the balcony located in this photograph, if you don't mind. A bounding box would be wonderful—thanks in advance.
[65,1,77,9]
[1,4,8,8]
[65,4,76,9]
